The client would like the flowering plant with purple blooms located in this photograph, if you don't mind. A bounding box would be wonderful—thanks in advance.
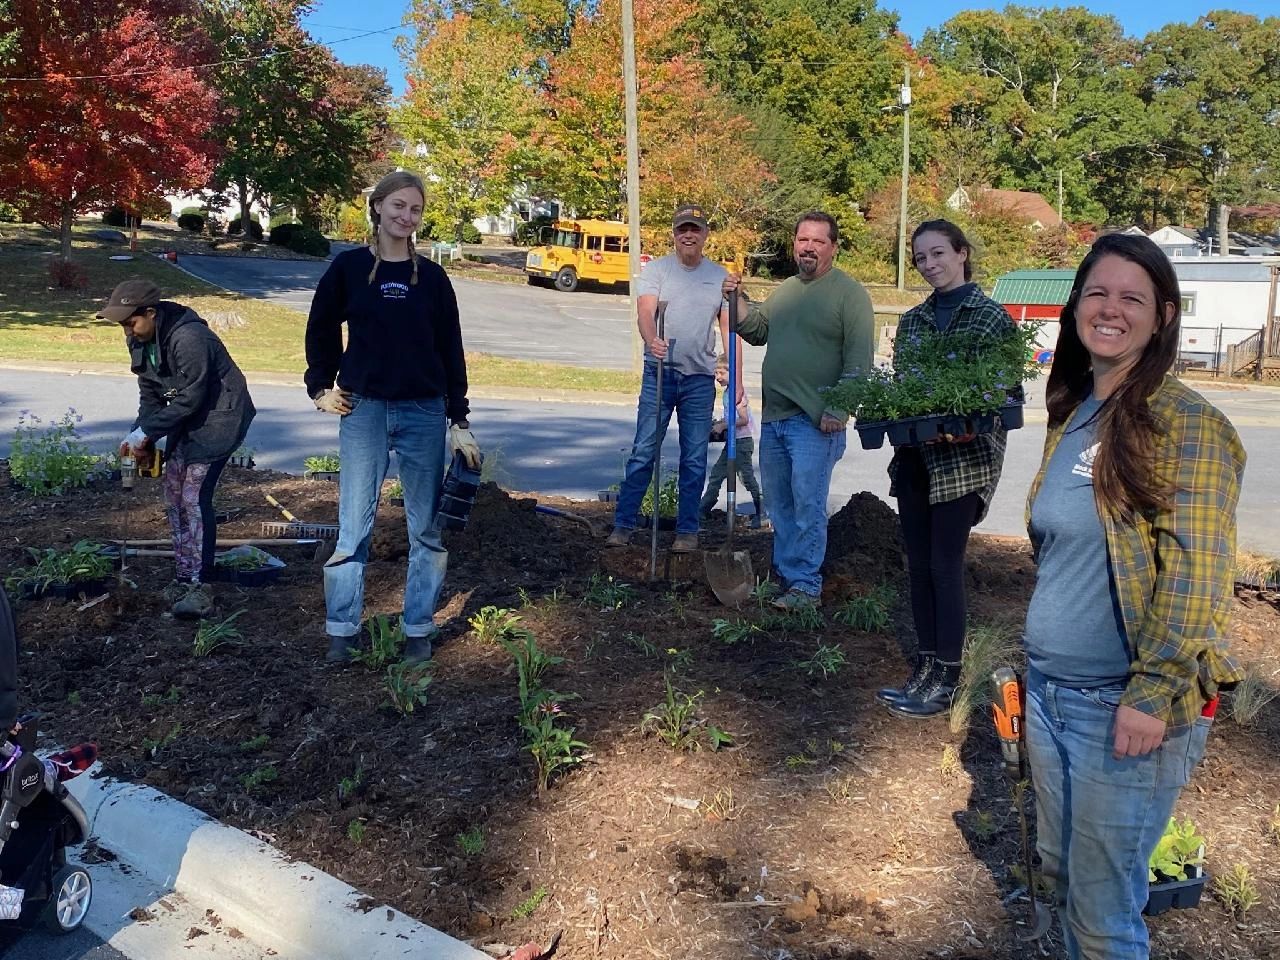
[8,409,111,495]
[823,323,1043,424]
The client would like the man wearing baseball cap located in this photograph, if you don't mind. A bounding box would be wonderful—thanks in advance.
[606,204,734,553]
[100,278,256,617]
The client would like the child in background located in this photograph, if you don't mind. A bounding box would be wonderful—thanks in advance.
[700,377,766,528]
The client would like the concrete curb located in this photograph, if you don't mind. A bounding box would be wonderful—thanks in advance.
[67,770,488,960]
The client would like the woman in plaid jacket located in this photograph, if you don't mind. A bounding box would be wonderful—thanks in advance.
[878,220,1018,718]
[1022,233,1244,959]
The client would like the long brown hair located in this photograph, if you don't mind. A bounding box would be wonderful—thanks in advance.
[367,170,425,286]
[911,219,973,282]
[1046,233,1180,518]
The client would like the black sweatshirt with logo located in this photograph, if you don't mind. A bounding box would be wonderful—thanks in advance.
[304,248,470,424]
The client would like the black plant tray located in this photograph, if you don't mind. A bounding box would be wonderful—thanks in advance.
[856,402,1025,450]
[635,515,677,531]
[215,566,283,587]
[304,470,340,482]
[22,578,110,601]
[227,455,256,469]
[1144,870,1207,916]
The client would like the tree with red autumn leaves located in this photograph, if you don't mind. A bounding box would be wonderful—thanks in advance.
[0,0,222,258]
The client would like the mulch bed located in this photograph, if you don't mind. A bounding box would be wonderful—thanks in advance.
[3,462,1278,959]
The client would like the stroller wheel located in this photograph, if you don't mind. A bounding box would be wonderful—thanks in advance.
[45,865,92,933]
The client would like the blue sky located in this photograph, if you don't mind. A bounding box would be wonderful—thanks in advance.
[305,1,1277,97]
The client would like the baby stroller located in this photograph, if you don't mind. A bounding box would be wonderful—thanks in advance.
[0,585,95,934]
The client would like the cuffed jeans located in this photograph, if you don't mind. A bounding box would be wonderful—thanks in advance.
[614,362,715,535]
[324,395,448,639]
[759,414,846,597]
[1025,669,1211,960]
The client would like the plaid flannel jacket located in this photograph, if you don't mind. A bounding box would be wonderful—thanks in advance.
[888,287,1017,521]
[1025,375,1246,731]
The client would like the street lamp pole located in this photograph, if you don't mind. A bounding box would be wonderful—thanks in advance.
[896,65,912,292]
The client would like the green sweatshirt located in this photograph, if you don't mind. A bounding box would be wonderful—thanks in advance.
[736,267,875,426]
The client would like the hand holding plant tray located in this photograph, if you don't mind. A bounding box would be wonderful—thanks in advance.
[823,323,1043,449]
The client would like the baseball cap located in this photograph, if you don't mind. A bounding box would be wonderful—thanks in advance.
[673,203,709,230]
[97,279,162,323]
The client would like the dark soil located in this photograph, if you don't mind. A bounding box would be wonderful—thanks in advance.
[3,463,1278,959]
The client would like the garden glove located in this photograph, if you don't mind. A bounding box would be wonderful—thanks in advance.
[314,388,352,416]
[121,426,148,455]
[449,423,481,469]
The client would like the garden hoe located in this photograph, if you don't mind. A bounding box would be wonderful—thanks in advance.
[704,293,754,606]
[262,493,339,540]
[991,666,1051,942]
[648,301,668,582]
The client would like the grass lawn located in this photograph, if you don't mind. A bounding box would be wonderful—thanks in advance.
[0,221,639,394]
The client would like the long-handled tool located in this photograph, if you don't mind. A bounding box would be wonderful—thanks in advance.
[534,504,605,537]
[705,292,754,606]
[261,493,339,540]
[648,301,668,582]
[991,666,1051,941]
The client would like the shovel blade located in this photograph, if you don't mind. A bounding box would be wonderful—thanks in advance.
[705,548,754,607]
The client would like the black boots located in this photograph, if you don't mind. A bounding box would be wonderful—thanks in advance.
[886,660,961,718]
[875,654,936,705]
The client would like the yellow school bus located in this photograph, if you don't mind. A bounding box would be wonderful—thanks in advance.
[525,219,644,292]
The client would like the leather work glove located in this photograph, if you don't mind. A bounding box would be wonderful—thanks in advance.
[314,388,352,415]
[449,423,481,469]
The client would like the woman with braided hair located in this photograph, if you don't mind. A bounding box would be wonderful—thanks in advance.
[305,170,480,665]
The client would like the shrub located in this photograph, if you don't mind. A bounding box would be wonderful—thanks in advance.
[48,258,89,290]
[287,227,330,257]
[8,410,107,494]
[177,212,205,233]
[101,207,140,228]
[460,222,481,244]
[0,201,22,223]
[269,222,303,247]
[226,216,264,240]
[516,216,553,247]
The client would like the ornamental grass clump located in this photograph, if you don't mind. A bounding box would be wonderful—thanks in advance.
[824,323,1043,424]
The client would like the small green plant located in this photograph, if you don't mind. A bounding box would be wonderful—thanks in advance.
[354,613,404,669]
[142,723,182,758]
[523,708,589,791]
[665,646,694,672]
[65,690,82,706]
[469,606,523,644]
[511,885,549,919]
[239,733,270,753]
[625,631,658,657]
[785,753,818,769]
[582,572,636,610]
[640,470,678,519]
[193,610,245,657]
[213,546,273,572]
[499,631,563,706]
[5,540,113,595]
[833,582,895,632]
[705,724,735,751]
[304,453,340,473]
[949,618,1023,734]
[641,674,705,752]
[383,661,435,716]
[793,644,847,678]
[241,765,279,792]
[346,819,367,843]
[1267,804,1280,845]
[761,604,825,632]
[141,686,182,708]
[749,576,781,608]
[8,410,109,495]
[384,478,403,499]
[711,617,761,645]
[1149,818,1206,882]
[337,763,366,803]
[1227,662,1278,726]
[456,826,486,856]
[1212,863,1261,918]
[231,445,255,460]
[825,773,857,803]
[967,809,1000,841]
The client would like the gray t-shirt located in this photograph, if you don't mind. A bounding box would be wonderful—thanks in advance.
[637,254,727,376]
[1024,394,1131,685]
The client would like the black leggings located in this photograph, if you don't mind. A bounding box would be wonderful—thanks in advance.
[895,451,982,663]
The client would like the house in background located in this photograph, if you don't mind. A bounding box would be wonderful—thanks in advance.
[946,187,1063,229]
[1148,225,1203,258]
[1172,257,1280,377]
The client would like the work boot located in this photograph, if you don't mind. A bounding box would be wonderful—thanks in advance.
[875,655,937,705]
[750,506,768,530]
[887,661,960,718]
[402,634,435,664]
[325,634,360,664]
[670,533,699,554]
[172,583,213,619]
[604,527,634,548]
[772,588,820,611]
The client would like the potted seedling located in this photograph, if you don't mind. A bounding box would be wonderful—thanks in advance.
[5,540,114,600]
[228,445,256,469]
[1144,817,1208,916]
[824,324,1042,450]
[636,471,678,531]
[303,453,340,482]
[384,478,404,507]
[212,545,285,587]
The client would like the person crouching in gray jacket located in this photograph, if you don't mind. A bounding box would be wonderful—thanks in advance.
[99,279,256,618]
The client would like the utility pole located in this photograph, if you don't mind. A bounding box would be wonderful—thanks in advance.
[896,65,911,291]
[621,0,643,373]
[1057,170,1064,224]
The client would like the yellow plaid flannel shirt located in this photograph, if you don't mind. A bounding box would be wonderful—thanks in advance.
[1026,375,1246,731]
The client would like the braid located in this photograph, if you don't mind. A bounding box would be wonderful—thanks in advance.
[367,221,382,285]
[408,234,419,285]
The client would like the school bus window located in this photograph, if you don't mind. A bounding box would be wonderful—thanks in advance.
[586,236,603,251]
[604,236,624,253]
[551,230,580,249]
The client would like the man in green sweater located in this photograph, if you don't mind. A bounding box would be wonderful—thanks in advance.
[723,211,874,608]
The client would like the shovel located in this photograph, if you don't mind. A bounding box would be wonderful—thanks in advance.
[705,291,754,606]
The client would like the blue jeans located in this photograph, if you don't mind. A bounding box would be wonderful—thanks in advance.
[759,414,846,597]
[324,396,448,639]
[614,363,715,535]
[1025,669,1211,960]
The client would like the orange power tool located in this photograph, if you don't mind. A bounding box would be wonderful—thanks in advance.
[991,666,1051,941]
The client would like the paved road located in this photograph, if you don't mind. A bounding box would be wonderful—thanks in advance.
[3,369,1278,551]
[0,927,124,959]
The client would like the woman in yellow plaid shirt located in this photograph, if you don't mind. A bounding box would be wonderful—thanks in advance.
[1022,233,1245,959]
